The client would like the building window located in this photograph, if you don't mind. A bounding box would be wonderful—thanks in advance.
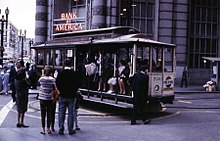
[119,0,154,38]
[53,0,86,33]
[189,0,219,68]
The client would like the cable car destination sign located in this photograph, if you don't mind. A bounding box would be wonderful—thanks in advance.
[55,12,84,32]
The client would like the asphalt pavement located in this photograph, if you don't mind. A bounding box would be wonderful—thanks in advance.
[1,85,219,141]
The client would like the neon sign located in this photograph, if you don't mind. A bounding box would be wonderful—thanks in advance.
[55,12,83,32]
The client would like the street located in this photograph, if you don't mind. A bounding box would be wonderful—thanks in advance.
[0,91,220,141]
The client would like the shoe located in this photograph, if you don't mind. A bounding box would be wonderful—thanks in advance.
[131,121,138,125]
[143,119,151,124]
[51,128,55,132]
[21,124,29,128]
[107,90,113,93]
[75,127,80,130]
[47,129,52,134]
[16,123,22,128]
[40,131,45,135]
[69,130,76,135]
[58,130,64,135]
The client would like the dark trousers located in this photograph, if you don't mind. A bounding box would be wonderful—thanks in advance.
[181,78,188,87]
[51,101,57,129]
[131,100,147,122]
[40,100,53,128]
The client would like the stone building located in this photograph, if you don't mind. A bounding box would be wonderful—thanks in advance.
[35,0,220,85]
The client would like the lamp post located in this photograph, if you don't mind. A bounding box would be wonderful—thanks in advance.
[29,39,34,63]
[0,7,9,67]
[19,29,26,63]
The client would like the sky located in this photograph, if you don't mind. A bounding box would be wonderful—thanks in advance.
[0,0,36,38]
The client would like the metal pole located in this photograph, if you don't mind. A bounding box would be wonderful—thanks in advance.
[1,18,4,66]
[29,39,33,63]
[21,37,24,62]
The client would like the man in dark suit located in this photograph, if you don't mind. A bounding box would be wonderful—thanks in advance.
[56,59,81,135]
[130,65,151,125]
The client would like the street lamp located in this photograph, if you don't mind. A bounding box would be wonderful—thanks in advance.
[0,7,9,67]
[19,29,26,63]
[29,39,34,63]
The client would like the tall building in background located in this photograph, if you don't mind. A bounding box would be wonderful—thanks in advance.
[2,21,19,62]
[35,0,220,85]
[1,21,31,63]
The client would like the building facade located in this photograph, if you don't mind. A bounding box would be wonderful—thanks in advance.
[1,21,19,63]
[0,21,32,63]
[35,0,220,85]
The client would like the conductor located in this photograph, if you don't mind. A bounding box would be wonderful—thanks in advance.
[130,65,151,125]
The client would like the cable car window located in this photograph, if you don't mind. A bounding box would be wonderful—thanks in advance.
[66,49,75,67]
[45,50,53,65]
[164,48,173,72]
[37,50,44,65]
[55,49,63,66]
[152,47,162,72]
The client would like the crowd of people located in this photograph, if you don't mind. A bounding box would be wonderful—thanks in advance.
[4,59,83,135]
[3,56,152,135]
[84,54,152,125]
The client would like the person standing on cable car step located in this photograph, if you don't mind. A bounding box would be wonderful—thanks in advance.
[130,64,151,125]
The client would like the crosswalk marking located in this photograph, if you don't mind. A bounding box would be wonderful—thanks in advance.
[0,100,15,126]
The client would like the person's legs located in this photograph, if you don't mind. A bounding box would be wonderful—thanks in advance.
[17,113,21,127]
[39,102,46,134]
[40,100,46,129]
[46,101,52,133]
[21,113,24,125]
[121,80,126,94]
[119,79,123,94]
[51,101,56,131]
[67,98,76,134]
[185,79,188,87]
[131,103,138,125]
[58,97,67,134]
[20,113,29,127]
[140,101,151,125]
[75,108,80,130]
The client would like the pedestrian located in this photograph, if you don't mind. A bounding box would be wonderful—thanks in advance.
[180,66,188,87]
[28,64,38,89]
[130,65,151,125]
[0,68,3,93]
[38,66,56,134]
[56,59,80,135]
[9,62,21,102]
[15,66,30,128]
[2,66,10,95]
[74,90,83,130]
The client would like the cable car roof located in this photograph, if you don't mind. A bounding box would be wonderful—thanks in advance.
[91,33,176,47]
[32,29,176,49]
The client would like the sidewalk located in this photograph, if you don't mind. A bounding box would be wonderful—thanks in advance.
[174,85,220,94]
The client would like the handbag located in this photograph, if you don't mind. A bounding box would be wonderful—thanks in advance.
[53,88,59,102]
[108,77,117,85]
